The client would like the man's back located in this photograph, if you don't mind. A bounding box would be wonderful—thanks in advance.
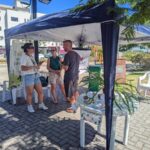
[64,50,80,81]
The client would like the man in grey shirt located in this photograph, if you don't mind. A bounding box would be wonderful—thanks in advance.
[63,40,80,112]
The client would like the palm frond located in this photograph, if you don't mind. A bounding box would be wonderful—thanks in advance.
[81,70,142,114]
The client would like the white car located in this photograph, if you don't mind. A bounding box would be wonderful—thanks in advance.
[39,54,45,60]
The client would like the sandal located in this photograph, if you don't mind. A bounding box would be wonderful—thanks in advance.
[66,107,76,113]
[66,98,70,103]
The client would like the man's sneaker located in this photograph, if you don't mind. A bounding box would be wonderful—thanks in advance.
[27,105,35,113]
[39,103,48,110]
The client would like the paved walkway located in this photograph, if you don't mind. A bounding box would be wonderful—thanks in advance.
[0,91,150,150]
[0,64,8,83]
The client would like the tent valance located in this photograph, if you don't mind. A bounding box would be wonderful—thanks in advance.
[5,3,150,44]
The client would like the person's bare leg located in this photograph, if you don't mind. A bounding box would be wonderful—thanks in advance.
[51,84,58,103]
[34,83,48,110]
[34,83,44,103]
[26,85,34,105]
[74,91,79,102]
[59,84,67,100]
[70,91,79,104]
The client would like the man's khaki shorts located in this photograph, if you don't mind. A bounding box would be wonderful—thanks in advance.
[49,72,63,85]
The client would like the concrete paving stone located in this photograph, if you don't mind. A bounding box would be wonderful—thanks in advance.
[69,141,80,148]
[142,131,150,137]
[143,144,150,149]
[68,147,79,150]
[0,96,150,150]
[136,141,144,149]
[135,134,149,141]
[142,147,150,150]
[125,145,138,150]
[139,138,150,145]
[50,136,62,144]
[130,137,139,143]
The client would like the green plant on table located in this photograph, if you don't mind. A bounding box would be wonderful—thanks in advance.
[80,69,104,104]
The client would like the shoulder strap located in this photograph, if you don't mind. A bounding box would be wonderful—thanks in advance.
[30,56,37,65]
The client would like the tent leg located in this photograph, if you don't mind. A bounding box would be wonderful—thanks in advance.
[101,22,120,150]
[110,116,117,150]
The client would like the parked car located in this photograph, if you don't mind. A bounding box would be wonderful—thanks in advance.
[44,53,52,58]
[39,53,45,60]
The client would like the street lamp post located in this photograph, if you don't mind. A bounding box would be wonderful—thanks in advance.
[20,0,51,63]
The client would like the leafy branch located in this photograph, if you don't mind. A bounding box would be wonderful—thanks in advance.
[72,0,150,41]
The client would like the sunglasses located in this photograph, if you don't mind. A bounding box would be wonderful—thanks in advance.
[28,46,34,49]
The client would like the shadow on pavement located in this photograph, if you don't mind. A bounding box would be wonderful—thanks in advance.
[0,97,105,150]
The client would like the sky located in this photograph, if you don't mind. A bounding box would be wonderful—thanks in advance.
[0,0,82,14]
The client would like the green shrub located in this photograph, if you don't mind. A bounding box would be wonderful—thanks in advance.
[0,58,6,63]
[123,51,136,61]
[142,55,150,69]
[131,53,144,66]
[123,51,150,69]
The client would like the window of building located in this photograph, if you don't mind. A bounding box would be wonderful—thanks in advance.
[24,18,30,22]
[0,36,3,40]
[11,17,18,22]
[0,26,2,31]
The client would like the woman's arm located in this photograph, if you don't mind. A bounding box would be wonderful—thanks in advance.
[62,65,69,71]
[21,55,38,71]
[47,58,51,71]
[21,65,35,71]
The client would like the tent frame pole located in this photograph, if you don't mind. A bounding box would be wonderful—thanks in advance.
[101,0,120,149]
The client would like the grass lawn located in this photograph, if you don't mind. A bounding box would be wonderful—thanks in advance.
[126,72,144,87]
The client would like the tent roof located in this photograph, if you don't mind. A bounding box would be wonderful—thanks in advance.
[5,2,150,44]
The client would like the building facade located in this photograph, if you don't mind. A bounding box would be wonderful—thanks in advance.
[0,0,44,49]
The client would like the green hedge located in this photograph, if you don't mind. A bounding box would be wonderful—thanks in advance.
[123,51,150,69]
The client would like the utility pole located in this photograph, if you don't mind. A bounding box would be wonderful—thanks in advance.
[31,0,39,63]
[19,0,51,63]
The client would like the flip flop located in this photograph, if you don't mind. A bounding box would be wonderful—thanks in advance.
[66,107,76,113]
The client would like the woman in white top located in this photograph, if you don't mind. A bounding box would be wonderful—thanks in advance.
[20,43,48,113]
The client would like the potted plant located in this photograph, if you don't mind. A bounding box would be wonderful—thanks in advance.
[73,30,90,50]
[80,70,141,115]
[9,73,21,104]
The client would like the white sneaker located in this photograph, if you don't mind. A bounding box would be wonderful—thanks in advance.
[27,105,35,113]
[39,103,48,110]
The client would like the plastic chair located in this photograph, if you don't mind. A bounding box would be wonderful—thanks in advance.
[137,72,150,97]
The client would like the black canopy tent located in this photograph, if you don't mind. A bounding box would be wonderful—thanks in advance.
[4,1,150,149]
